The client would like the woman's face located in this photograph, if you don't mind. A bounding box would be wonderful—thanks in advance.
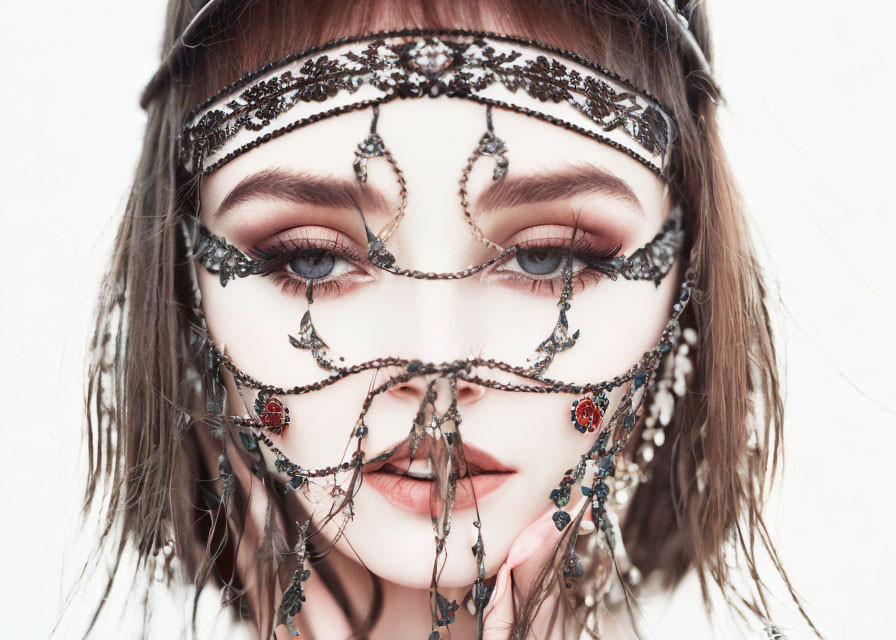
[197,98,677,587]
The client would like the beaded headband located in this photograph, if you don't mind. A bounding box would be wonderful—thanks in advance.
[178,30,678,178]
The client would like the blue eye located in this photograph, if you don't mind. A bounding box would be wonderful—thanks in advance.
[515,248,564,275]
[288,250,336,279]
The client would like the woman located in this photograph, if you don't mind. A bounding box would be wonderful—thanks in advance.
[83,0,818,638]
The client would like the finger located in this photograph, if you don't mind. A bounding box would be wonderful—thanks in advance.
[515,498,589,640]
[506,505,565,587]
[483,498,590,639]
[482,507,557,638]
[482,561,513,638]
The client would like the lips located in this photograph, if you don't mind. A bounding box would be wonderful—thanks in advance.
[362,437,516,515]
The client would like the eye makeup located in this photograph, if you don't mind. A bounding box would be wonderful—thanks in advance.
[247,226,374,298]
[193,206,680,292]
[233,219,625,301]
[486,229,623,297]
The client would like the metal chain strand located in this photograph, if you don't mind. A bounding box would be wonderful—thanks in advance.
[373,246,520,280]
[193,205,681,285]
[376,147,409,241]
[458,106,508,251]
[204,277,693,399]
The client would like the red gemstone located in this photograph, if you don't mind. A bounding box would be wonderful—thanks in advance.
[574,397,603,430]
[261,398,284,427]
[575,398,595,427]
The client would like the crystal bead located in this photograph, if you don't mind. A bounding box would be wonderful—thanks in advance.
[552,510,571,531]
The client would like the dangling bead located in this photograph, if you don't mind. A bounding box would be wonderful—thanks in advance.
[765,626,788,640]
[552,510,572,530]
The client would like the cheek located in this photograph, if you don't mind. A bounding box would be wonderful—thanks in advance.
[198,265,315,385]
[547,265,680,381]
[199,250,679,588]
[200,264,368,470]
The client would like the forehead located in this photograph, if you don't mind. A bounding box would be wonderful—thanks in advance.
[200,99,667,220]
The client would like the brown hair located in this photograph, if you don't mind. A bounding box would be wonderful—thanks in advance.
[78,0,819,637]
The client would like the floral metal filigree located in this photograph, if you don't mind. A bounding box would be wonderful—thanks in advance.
[288,310,342,371]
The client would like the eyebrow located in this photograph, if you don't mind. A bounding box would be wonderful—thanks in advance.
[475,164,644,214]
[212,167,388,217]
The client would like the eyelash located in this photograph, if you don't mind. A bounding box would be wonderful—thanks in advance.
[496,236,623,297]
[247,231,622,298]
[248,232,369,298]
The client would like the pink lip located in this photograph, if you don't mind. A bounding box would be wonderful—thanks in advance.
[361,439,516,515]
[363,468,514,514]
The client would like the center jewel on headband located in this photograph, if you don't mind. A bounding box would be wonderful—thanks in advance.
[178,29,677,178]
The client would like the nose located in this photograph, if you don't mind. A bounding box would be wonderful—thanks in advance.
[386,369,486,408]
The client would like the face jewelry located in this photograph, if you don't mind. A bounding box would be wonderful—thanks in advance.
[598,330,694,511]
[193,205,683,289]
[194,230,255,287]
[197,259,693,638]
[254,392,290,435]
[288,308,343,371]
[524,238,580,375]
[278,520,311,637]
[351,104,408,241]
[636,325,697,471]
[765,625,789,640]
[184,30,688,639]
[201,282,692,638]
[460,105,510,251]
[571,394,610,434]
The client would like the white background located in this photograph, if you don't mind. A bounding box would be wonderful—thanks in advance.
[1,2,893,638]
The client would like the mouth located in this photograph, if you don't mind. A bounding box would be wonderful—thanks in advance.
[361,437,516,515]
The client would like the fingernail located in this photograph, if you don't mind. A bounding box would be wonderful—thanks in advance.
[482,562,510,617]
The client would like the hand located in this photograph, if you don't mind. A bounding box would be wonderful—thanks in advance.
[482,502,583,640]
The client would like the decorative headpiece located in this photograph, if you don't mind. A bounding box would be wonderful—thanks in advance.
[178,30,677,178]
[184,27,698,640]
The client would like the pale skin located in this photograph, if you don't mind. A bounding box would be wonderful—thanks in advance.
[195,95,677,638]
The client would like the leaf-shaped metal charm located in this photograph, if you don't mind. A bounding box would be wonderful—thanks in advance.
[525,246,580,375]
[288,310,339,370]
[278,520,311,630]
